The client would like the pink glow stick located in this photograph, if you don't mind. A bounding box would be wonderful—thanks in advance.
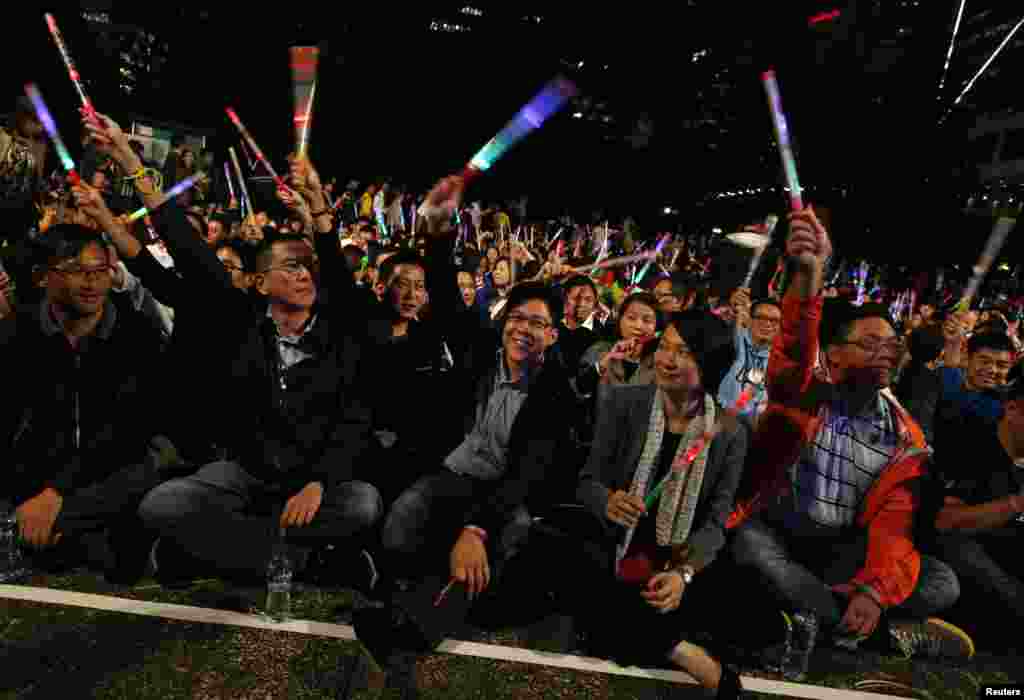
[224,108,285,189]
[45,13,95,119]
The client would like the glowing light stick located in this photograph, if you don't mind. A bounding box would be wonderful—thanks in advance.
[644,384,757,509]
[462,76,577,183]
[762,71,803,211]
[855,262,870,306]
[24,84,79,185]
[238,138,256,171]
[958,217,1016,311]
[742,214,779,289]
[224,108,285,189]
[228,147,252,222]
[632,234,671,286]
[571,251,657,275]
[126,173,207,222]
[44,13,97,123]
[289,47,319,158]
[223,162,236,203]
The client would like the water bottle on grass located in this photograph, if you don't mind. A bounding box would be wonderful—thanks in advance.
[265,529,293,622]
[1,512,29,583]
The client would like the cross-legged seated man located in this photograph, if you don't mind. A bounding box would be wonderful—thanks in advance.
[729,208,971,667]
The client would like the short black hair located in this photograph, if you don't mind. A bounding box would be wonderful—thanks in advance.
[664,310,736,395]
[214,239,250,270]
[341,245,365,273]
[821,301,895,349]
[253,232,312,272]
[906,325,944,365]
[31,224,108,268]
[750,298,781,318]
[967,332,1014,356]
[379,249,425,287]
[562,274,598,300]
[501,280,562,325]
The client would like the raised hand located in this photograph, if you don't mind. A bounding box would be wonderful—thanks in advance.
[786,206,832,274]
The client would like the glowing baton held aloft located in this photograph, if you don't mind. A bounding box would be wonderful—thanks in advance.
[571,251,657,276]
[289,47,319,158]
[223,162,236,202]
[228,147,252,221]
[126,173,207,222]
[632,234,671,286]
[742,214,779,289]
[762,71,803,212]
[24,84,79,185]
[644,384,757,509]
[224,107,286,188]
[958,217,1017,311]
[462,76,577,185]
[44,13,98,123]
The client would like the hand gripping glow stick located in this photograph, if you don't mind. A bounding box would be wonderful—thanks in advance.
[289,47,319,157]
[24,84,79,186]
[762,71,803,212]
[224,108,286,189]
[462,76,577,184]
[958,217,1017,311]
[44,13,98,123]
[645,385,757,509]
[228,147,252,221]
[632,234,671,286]
[223,162,236,203]
[126,173,207,222]
[742,214,779,289]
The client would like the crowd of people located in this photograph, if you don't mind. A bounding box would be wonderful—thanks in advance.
[2,93,1023,699]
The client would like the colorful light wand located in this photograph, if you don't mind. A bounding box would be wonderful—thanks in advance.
[644,385,757,509]
[632,234,671,286]
[228,147,252,222]
[44,13,97,122]
[762,71,803,212]
[958,217,1017,311]
[462,76,577,184]
[223,162,236,203]
[126,173,207,222]
[572,250,657,276]
[290,47,319,158]
[225,108,285,188]
[24,84,79,185]
[742,214,779,289]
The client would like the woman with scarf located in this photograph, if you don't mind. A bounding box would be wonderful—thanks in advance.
[546,311,784,698]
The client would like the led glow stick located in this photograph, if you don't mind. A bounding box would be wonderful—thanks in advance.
[223,162,236,203]
[762,71,803,211]
[463,76,577,183]
[644,384,757,509]
[669,248,681,271]
[742,214,779,289]
[24,84,79,185]
[238,138,256,172]
[855,262,870,306]
[958,217,1016,310]
[228,147,252,222]
[127,173,207,222]
[289,47,319,157]
[44,13,97,122]
[224,108,285,188]
[632,234,671,286]
[572,251,657,275]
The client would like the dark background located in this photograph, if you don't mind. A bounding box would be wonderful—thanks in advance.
[2,2,1021,273]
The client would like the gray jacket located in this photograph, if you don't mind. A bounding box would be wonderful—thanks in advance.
[577,384,748,572]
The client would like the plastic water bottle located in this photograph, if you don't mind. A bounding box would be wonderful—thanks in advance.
[1,512,29,583]
[265,539,293,622]
[782,610,819,681]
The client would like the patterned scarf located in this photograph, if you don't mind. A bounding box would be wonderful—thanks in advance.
[616,391,716,568]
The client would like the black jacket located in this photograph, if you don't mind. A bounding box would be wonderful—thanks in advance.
[141,202,375,495]
[1,297,165,505]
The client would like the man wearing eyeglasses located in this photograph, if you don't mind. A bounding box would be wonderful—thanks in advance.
[730,207,973,670]
[717,288,779,420]
[2,224,169,583]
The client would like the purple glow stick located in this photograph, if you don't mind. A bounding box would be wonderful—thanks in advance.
[127,173,206,222]
[762,71,803,211]
[24,84,79,184]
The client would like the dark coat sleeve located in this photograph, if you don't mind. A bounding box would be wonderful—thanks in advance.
[576,386,626,523]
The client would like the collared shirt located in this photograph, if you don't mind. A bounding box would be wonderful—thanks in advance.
[717,327,770,417]
[444,349,531,481]
[791,393,903,528]
[267,307,318,372]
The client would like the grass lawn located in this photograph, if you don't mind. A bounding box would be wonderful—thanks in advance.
[0,570,1019,699]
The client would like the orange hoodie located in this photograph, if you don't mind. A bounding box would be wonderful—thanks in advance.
[728,290,930,609]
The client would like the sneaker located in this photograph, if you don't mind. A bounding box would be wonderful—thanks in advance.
[889,618,975,660]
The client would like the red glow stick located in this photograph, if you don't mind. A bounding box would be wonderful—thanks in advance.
[44,13,100,125]
[224,108,285,189]
[290,47,319,158]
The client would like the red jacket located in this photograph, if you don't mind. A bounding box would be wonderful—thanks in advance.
[728,291,930,609]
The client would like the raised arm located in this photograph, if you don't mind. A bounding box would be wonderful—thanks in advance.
[768,208,831,405]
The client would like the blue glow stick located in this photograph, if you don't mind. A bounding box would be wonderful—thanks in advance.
[127,173,206,222]
[24,84,79,184]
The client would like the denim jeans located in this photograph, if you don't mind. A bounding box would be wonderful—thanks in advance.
[732,508,960,628]
[933,531,1024,623]
[139,461,382,579]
